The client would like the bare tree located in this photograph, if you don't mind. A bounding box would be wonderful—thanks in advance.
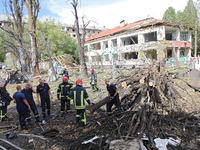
[23,0,40,76]
[1,0,28,73]
[71,0,88,77]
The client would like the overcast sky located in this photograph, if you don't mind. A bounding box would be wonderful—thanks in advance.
[0,0,196,28]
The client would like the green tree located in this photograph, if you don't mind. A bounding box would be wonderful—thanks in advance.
[182,0,197,29]
[0,51,6,62]
[36,19,78,60]
[162,7,177,23]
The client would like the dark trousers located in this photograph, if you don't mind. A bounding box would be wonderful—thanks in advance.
[17,109,28,125]
[106,96,123,115]
[76,109,86,126]
[27,100,39,120]
[91,83,99,91]
[0,99,7,120]
[61,98,70,113]
[41,98,51,119]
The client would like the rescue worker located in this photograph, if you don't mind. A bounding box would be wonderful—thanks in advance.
[13,85,30,130]
[105,79,123,116]
[61,67,69,79]
[21,84,42,124]
[57,76,72,116]
[69,79,91,126]
[90,68,100,92]
[0,82,12,121]
[37,79,53,120]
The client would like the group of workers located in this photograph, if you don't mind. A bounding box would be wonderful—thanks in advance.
[0,67,123,130]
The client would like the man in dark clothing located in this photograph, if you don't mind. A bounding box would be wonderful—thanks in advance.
[61,67,69,79]
[69,79,91,126]
[13,85,30,130]
[0,82,12,121]
[105,79,123,116]
[90,68,100,92]
[37,79,53,120]
[21,84,41,124]
[57,76,72,116]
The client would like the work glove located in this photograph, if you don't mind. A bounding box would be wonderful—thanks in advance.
[110,96,114,100]
[0,102,5,107]
[87,100,91,105]
[57,94,60,100]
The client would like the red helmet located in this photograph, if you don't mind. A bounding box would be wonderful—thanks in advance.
[91,68,94,71]
[76,79,82,85]
[63,76,68,82]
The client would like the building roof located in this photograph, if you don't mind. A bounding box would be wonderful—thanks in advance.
[0,14,10,22]
[0,14,28,23]
[61,24,107,31]
[85,18,179,43]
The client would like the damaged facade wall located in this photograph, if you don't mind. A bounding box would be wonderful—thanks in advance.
[85,18,192,67]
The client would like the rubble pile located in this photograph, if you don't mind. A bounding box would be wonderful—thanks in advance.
[67,63,200,150]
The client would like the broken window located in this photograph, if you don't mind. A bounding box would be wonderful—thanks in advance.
[144,32,157,43]
[111,39,117,47]
[130,36,138,44]
[179,48,186,57]
[72,29,75,32]
[91,43,101,50]
[67,28,70,32]
[180,32,188,41]
[124,52,138,60]
[166,33,172,40]
[166,49,172,58]
[105,54,109,61]
[103,41,108,49]
[73,34,76,37]
[121,36,138,46]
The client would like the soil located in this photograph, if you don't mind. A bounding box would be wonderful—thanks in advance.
[0,66,199,150]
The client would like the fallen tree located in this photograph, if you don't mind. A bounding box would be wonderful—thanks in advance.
[66,63,200,150]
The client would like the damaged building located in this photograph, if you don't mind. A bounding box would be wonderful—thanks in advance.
[85,18,192,67]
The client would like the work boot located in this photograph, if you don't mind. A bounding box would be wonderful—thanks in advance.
[66,111,71,115]
[20,123,29,130]
[35,116,42,122]
[27,119,33,125]
[61,113,65,117]
[82,122,89,127]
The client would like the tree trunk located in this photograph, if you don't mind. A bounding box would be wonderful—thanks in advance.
[172,47,179,66]
[30,32,40,76]
[24,0,40,76]
[18,42,27,73]
[72,0,88,77]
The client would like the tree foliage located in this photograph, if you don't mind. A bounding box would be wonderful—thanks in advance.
[162,0,200,55]
[162,7,177,23]
[36,19,78,60]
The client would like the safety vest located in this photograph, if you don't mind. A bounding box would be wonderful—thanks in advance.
[69,85,90,109]
[57,82,72,99]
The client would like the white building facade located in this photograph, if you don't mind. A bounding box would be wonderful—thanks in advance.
[85,18,192,67]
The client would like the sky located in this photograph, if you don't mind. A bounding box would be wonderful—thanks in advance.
[0,0,196,29]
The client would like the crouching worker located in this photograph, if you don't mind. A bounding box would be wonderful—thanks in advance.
[69,79,91,126]
[105,79,124,116]
[13,85,30,130]
[21,84,41,124]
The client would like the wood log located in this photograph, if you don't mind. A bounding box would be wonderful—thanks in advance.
[89,96,112,113]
